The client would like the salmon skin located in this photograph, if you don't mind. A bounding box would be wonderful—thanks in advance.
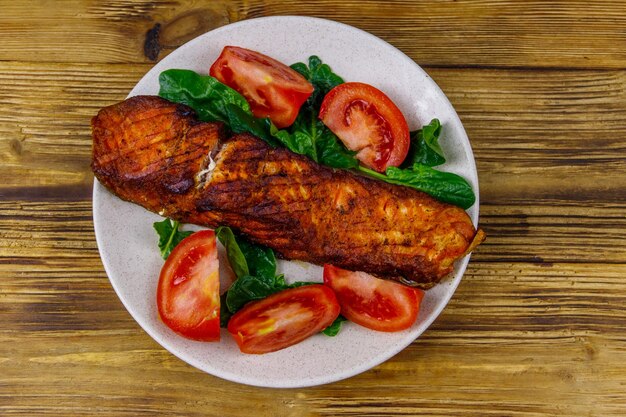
[92,96,484,289]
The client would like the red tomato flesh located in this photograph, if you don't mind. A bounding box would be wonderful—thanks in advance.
[210,46,314,128]
[319,82,410,172]
[227,284,340,354]
[323,264,424,332]
[157,230,220,341]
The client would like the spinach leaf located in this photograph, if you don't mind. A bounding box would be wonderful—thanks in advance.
[316,125,359,169]
[322,315,347,337]
[215,226,249,279]
[158,69,250,124]
[291,55,344,108]
[219,293,233,328]
[289,57,358,168]
[223,104,288,149]
[355,118,474,208]
[153,218,193,259]
[273,113,317,160]
[216,226,319,319]
[158,69,312,154]
[290,107,358,168]
[358,164,475,209]
[158,65,473,209]
[386,165,475,208]
[225,274,278,313]
[237,238,277,281]
[158,63,357,169]
[216,226,279,314]
[285,281,317,288]
[403,119,446,168]
[224,275,318,315]
[215,226,277,282]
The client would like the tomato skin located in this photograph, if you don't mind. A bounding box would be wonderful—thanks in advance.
[323,264,424,332]
[319,82,410,172]
[210,46,314,128]
[227,284,340,354]
[157,230,220,341]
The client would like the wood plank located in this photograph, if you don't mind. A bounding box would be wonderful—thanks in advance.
[1,191,624,415]
[3,194,624,333]
[2,61,625,202]
[477,204,626,264]
[1,197,624,271]
[0,62,149,189]
[429,68,626,207]
[1,30,625,417]
[2,1,625,416]
[1,62,625,265]
[2,262,624,415]
[2,1,626,68]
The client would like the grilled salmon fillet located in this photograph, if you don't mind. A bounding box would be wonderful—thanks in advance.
[92,96,484,288]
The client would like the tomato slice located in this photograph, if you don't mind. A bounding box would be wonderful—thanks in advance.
[323,264,424,332]
[227,284,340,354]
[210,46,314,128]
[157,230,220,341]
[319,82,410,172]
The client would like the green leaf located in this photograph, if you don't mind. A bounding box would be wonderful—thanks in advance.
[216,226,277,281]
[216,226,281,314]
[291,93,359,169]
[153,218,193,259]
[387,165,475,209]
[215,226,300,323]
[158,65,356,169]
[219,293,233,328]
[404,119,446,168]
[357,165,475,209]
[274,274,288,288]
[158,69,288,150]
[268,119,309,155]
[216,225,318,315]
[286,281,317,289]
[158,66,471,210]
[354,118,474,208]
[158,69,250,124]
[288,56,358,168]
[237,238,276,280]
[225,274,279,313]
[291,55,344,109]
[285,110,319,162]
[316,124,359,169]
[215,226,249,279]
[224,275,319,314]
[289,62,309,77]
[220,104,280,148]
[322,315,347,337]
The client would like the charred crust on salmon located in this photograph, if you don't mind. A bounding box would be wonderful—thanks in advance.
[91,95,483,289]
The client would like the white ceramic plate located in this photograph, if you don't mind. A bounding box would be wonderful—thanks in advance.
[93,16,479,388]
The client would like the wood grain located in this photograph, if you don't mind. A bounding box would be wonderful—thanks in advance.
[2,62,625,200]
[2,1,626,68]
[1,1,626,416]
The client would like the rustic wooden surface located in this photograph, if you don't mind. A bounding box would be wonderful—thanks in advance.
[1,1,625,416]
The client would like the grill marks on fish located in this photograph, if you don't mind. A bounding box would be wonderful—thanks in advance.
[91,96,224,217]
[191,134,478,286]
[91,96,483,288]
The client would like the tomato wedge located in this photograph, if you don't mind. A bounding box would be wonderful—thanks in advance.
[157,230,220,341]
[209,46,314,128]
[323,264,424,332]
[319,82,410,172]
[227,284,340,354]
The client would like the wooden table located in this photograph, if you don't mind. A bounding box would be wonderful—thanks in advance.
[2,1,625,416]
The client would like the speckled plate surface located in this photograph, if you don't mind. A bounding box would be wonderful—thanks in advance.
[93,16,479,388]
